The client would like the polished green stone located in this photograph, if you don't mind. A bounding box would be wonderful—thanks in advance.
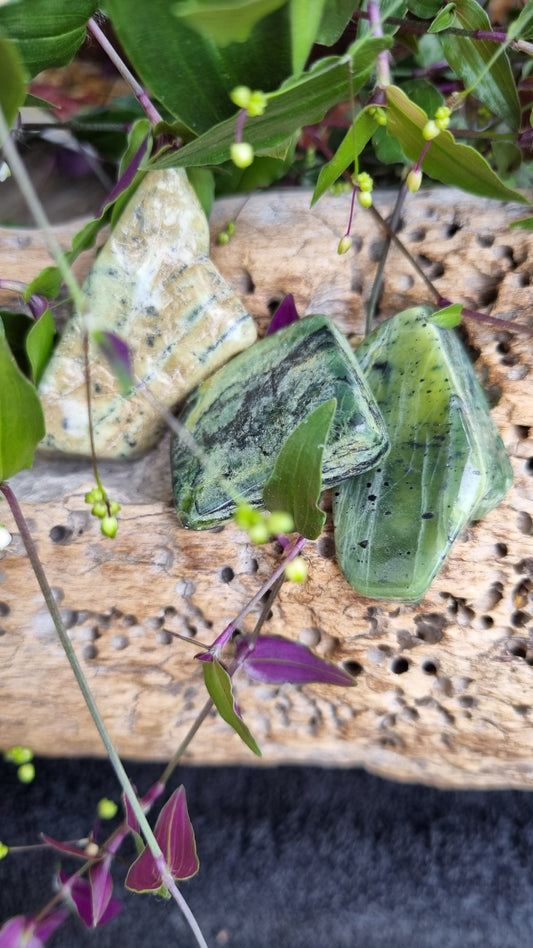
[171,315,389,528]
[333,306,513,602]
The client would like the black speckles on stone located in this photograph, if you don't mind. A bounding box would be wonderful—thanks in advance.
[146,334,155,347]
[422,512,435,520]
[358,540,369,549]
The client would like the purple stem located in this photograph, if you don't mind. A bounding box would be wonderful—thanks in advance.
[87,18,163,126]
[367,0,391,87]
[235,108,247,144]
[344,183,358,238]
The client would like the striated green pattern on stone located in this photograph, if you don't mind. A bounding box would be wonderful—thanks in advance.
[171,315,389,528]
[333,306,513,602]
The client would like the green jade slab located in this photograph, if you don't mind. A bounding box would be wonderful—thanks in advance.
[171,315,389,528]
[333,306,513,602]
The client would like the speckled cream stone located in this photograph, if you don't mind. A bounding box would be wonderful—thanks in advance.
[38,169,257,458]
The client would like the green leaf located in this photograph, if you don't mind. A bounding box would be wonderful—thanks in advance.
[106,0,293,134]
[316,0,357,45]
[290,0,326,73]
[263,398,336,540]
[26,309,55,385]
[0,321,44,480]
[406,0,442,16]
[186,166,215,217]
[428,302,463,328]
[0,0,98,78]
[0,32,27,142]
[439,0,520,129]
[385,85,529,203]
[172,0,287,45]
[428,2,456,32]
[150,36,392,170]
[510,215,533,230]
[0,311,32,376]
[312,107,378,205]
[202,659,262,757]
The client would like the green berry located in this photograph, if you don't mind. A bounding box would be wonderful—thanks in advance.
[0,842,8,860]
[266,511,294,535]
[217,231,230,245]
[97,797,118,820]
[434,106,451,131]
[422,120,440,141]
[230,85,251,110]
[226,221,235,235]
[357,190,373,208]
[108,500,121,516]
[91,501,107,519]
[284,556,308,583]
[4,746,33,765]
[355,171,373,192]
[406,169,422,193]
[101,516,118,538]
[247,90,267,117]
[17,763,35,784]
[85,487,104,504]
[234,503,262,530]
[230,142,254,169]
[337,235,353,255]
[248,522,269,545]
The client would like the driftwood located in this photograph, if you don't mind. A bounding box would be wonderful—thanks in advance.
[1,186,532,788]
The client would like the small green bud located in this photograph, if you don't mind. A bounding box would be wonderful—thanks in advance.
[234,503,262,530]
[108,500,121,516]
[91,501,108,519]
[247,90,267,117]
[85,487,104,504]
[337,235,353,255]
[101,516,118,538]
[17,763,35,784]
[0,526,11,551]
[217,231,230,245]
[422,119,440,141]
[354,171,373,192]
[357,190,373,208]
[266,511,294,535]
[226,221,235,235]
[248,522,269,545]
[284,556,308,583]
[230,142,254,169]
[230,85,251,110]
[374,107,387,126]
[434,106,451,131]
[406,169,422,193]
[4,746,34,765]
[97,798,118,820]
[0,842,8,860]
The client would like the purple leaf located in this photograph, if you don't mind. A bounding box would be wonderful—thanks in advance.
[41,834,96,859]
[27,294,49,320]
[92,330,133,395]
[89,857,113,927]
[0,909,68,947]
[236,635,355,686]
[123,782,165,834]
[125,786,199,893]
[266,294,299,335]
[58,870,122,928]
[97,137,149,217]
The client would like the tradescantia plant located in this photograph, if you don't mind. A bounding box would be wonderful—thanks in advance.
[0,0,532,943]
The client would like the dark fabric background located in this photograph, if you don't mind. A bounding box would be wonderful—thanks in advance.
[2,757,533,947]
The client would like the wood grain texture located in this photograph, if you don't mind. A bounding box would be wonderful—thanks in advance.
[2,186,533,788]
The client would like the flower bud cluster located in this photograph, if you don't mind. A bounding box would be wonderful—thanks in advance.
[84,487,121,538]
[229,86,268,169]
[234,503,294,545]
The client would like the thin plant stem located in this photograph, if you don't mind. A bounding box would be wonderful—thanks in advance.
[366,181,408,334]
[87,17,163,126]
[0,481,207,948]
[367,0,391,87]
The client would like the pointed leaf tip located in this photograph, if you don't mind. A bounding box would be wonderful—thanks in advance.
[267,294,299,335]
[237,635,355,686]
[202,659,262,756]
[125,786,199,893]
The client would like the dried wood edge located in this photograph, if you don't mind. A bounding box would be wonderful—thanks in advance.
[1,187,532,789]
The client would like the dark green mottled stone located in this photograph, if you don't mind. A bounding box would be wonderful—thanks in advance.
[171,315,389,528]
[333,306,513,602]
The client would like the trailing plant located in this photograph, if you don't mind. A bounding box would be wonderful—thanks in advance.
[0,0,532,943]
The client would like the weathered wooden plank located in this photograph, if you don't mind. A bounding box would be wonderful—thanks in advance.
[1,186,532,788]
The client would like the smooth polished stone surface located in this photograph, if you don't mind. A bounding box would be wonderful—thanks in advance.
[333,306,513,602]
[38,168,257,458]
[171,314,389,528]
